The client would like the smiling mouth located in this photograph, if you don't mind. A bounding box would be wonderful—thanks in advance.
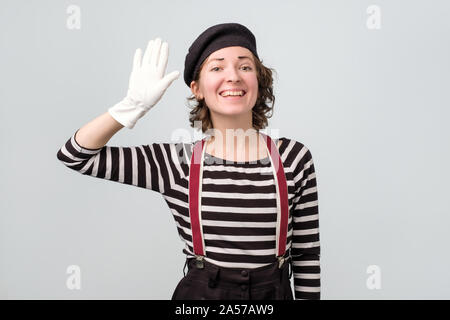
[220,94,246,100]
[219,91,247,99]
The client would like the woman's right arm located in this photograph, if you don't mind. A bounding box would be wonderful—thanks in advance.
[75,112,124,150]
[56,127,187,195]
[56,38,183,194]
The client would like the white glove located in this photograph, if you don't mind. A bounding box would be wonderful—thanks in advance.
[108,38,180,129]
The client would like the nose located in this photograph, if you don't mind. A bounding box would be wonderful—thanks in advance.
[225,67,242,83]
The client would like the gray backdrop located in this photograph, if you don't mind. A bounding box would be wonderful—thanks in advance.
[1,0,449,299]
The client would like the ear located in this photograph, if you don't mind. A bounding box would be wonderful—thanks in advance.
[190,80,203,100]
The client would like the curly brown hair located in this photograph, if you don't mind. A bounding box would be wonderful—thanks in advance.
[186,53,277,133]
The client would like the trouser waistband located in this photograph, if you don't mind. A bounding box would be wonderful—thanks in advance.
[183,256,292,289]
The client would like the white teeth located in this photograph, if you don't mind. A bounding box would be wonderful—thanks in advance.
[220,90,244,97]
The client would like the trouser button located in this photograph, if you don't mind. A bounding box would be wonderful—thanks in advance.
[241,270,248,277]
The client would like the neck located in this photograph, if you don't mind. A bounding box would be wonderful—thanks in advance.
[206,111,265,161]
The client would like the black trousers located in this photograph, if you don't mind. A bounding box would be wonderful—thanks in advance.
[171,257,294,300]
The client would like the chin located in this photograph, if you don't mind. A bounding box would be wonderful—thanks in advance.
[215,107,252,116]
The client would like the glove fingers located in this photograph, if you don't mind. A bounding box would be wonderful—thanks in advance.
[133,48,142,72]
[150,38,162,66]
[160,71,180,90]
[157,42,169,78]
[143,39,154,66]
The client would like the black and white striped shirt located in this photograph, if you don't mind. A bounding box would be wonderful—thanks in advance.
[56,129,321,300]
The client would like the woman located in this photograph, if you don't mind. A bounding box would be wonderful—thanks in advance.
[56,23,320,300]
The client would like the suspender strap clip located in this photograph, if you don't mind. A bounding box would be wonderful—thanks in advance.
[195,255,205,269]
[278,256,285,269]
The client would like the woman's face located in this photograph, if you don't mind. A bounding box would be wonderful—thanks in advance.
[190,46,258,119]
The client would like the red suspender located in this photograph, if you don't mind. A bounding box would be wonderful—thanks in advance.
[188,138,206,257]
[188,133,289,268]
[259,132,289,259]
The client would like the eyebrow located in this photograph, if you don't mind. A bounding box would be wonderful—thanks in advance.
[207,56,253,65]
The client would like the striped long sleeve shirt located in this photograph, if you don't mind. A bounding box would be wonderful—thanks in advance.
[56,130,321,300]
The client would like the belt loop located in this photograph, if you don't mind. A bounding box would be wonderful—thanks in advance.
[207,264,220,288]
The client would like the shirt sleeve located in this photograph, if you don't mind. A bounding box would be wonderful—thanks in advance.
[56,129,188,195]
[291,145,321,300]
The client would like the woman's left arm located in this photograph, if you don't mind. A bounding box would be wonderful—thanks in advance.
[291,146,321,300]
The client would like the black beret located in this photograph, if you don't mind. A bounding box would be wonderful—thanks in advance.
[184,23,259,87]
